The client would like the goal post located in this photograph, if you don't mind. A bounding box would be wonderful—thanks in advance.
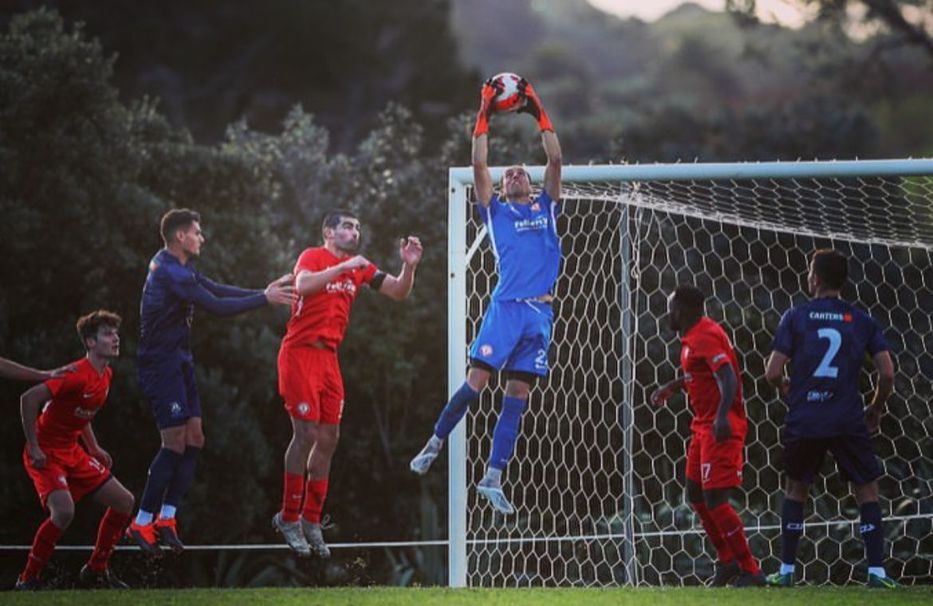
[447,159,933,588]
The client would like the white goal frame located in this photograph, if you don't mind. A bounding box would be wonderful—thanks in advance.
[445,158,933,588]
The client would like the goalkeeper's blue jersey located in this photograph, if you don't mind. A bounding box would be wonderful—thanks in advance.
[479,190,561,301]
[771,296,889,438]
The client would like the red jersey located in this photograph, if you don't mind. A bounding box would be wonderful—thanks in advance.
[36,357,113,449]
[281,246,378,349]
[680,317,746,431]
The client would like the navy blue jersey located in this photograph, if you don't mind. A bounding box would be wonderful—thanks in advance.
[771,297,889,438]
[479,190,561,301]
[138,249,268,361]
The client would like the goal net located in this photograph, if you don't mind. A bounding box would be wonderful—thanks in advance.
[446,160,933,587]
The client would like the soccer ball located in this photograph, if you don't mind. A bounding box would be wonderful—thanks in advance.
[490,72,524,113]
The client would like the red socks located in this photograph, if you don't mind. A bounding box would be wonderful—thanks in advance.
[281,472,305,523]
[709,502,760,573]
[692,501,735,564]
[302,478,329,524]
[87,509,131,572]
[19,518,64,582]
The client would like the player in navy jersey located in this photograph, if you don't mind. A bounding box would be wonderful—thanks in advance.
[127,208,296,555]
[764,249,897,589]
[410,78,562,515]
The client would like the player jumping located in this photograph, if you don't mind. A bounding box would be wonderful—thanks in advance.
[651,285,764,587]
[127,208,296,556]
[409,77,562,516]
[274,210,422,557]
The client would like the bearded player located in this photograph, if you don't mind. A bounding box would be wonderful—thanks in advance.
[16,311,134,590]
[409,77,562,516]
[274,210,422,557]
[650,285,764,587]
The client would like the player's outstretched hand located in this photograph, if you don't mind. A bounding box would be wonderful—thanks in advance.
[28,444,47,469]
[517,78,553,132]
[399,236,423,267]
[864,404,883,434]
[265,275,298,306]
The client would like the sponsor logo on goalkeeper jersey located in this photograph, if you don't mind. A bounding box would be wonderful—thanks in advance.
[808,311,853,322]
[326,279,357,295]
[513,216,549,233]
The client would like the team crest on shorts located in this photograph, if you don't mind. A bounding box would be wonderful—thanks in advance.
[170,402,183,416]
[480,344,493,357]
[297,402,310,416]
[58,475,67,487]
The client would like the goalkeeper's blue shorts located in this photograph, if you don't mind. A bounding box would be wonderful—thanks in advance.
[469,299,553,377]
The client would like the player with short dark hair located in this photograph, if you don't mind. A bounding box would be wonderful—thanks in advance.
[764,249,898,589]
[650,285,764,587]
[274,210,422,557]
[16,310,134,590]
[409,77,562,516]
[127,208,296,556]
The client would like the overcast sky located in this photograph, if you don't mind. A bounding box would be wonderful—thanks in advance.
[587,0,811,27]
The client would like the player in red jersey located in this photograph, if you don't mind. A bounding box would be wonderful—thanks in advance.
[650,285,764,587]
[273,209,423,557]
[16,310,135,590]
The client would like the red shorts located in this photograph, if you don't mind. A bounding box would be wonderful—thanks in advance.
[23,443,111,508]
[685,425,746,490]
[278,345,344,425]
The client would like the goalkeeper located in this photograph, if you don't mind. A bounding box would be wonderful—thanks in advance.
[410,77,561,515]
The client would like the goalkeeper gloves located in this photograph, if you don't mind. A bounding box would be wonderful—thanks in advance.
[517,78,554,132]
[473,78,502,138]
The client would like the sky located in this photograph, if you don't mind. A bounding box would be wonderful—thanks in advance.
[587,0,812,27]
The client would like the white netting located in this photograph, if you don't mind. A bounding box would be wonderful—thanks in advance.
[460,169,933,587]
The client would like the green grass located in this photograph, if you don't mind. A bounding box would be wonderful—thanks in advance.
[3,586,932,606]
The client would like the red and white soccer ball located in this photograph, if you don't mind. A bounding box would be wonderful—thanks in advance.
[491,72,523,113]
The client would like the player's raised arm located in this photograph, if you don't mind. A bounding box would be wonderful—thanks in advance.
[295,256,371,297]
[376,237,424,301]
[472,79,500,208]
[518,78,561,201]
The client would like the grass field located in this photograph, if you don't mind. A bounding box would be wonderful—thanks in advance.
[3,586,932,606]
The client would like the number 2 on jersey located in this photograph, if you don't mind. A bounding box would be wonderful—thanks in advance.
[813,328,841,378]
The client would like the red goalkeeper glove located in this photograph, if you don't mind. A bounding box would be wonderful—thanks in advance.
[517,78,553,132]
[473,78,502,138]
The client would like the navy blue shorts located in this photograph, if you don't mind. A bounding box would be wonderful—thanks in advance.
[782,432,882,486]
[138,358,201,429]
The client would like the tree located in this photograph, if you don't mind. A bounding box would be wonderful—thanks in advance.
[727,0,933,60]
